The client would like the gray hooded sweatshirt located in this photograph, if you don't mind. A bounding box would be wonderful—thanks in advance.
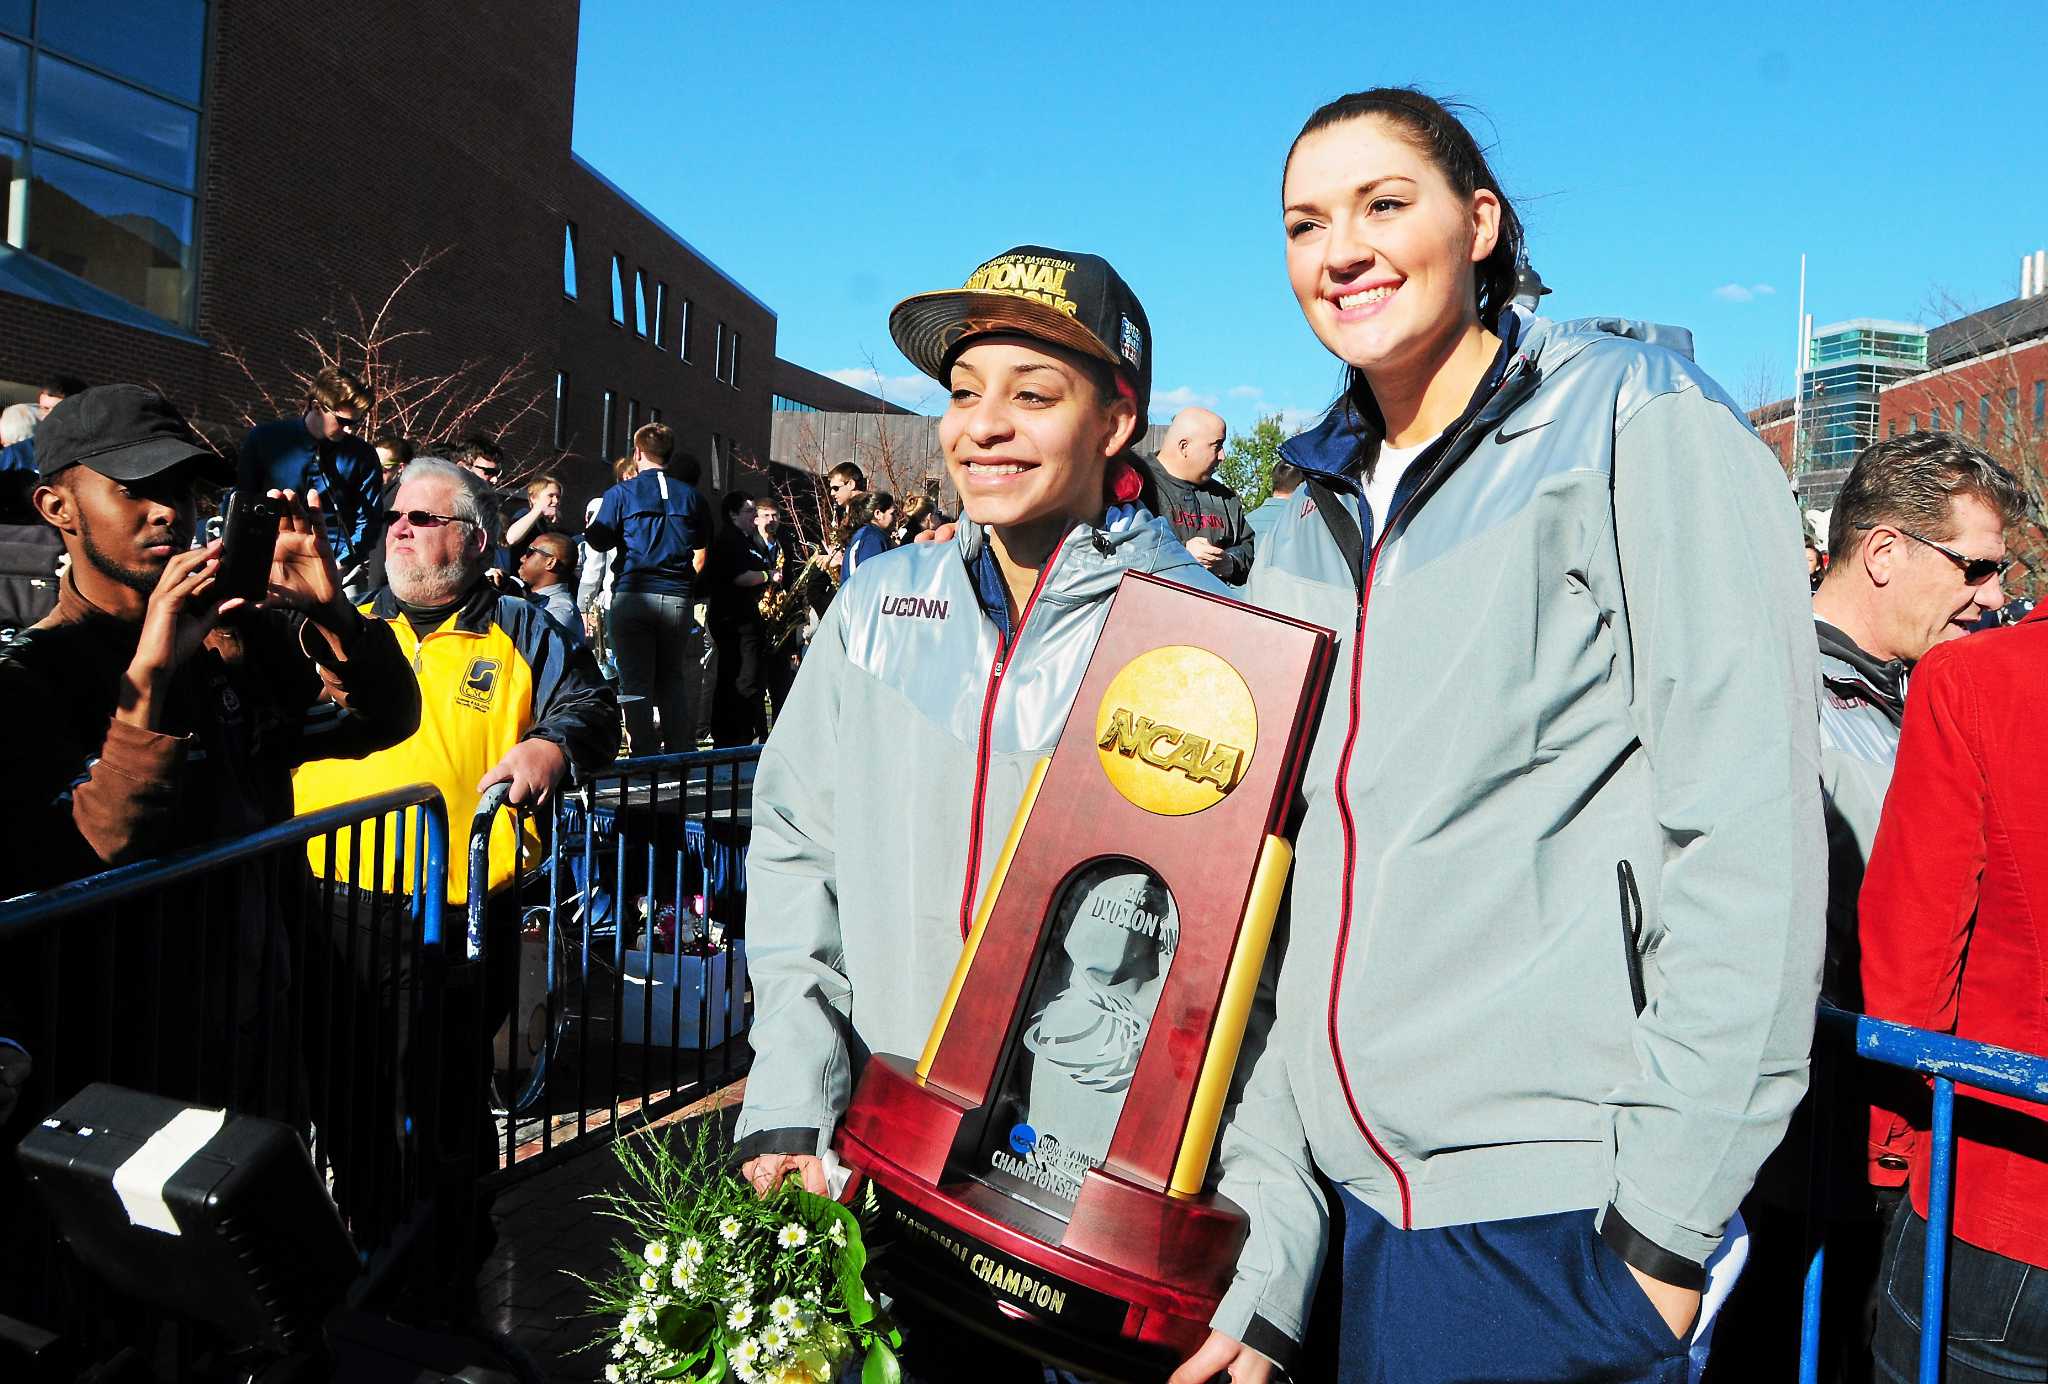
[1212,310,1825,1338]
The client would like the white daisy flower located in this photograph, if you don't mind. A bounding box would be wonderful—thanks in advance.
[644,1240,669,1267]
[760,1324,788,1355]
[670,1262,691,1289]
[777,1222,808,1249]
[732,1337,762,1368]
[768,1295,800,1325]
[634,1333,656,1356]
[727,1301,755,1330]
[604,1366,622,1384]
[719,1215,743,1241]
[611,1341,627,1358]
[639,1270,658,1292]
[679,1237,706,1267]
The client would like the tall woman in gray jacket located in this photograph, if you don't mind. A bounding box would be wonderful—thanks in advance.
[731,247,1285,1381]
[1218,89,1824,1382]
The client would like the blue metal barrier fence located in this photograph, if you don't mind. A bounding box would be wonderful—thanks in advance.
[467,747,758,1181]
[0,785,456,1374]
[1801,1004,2048,1383]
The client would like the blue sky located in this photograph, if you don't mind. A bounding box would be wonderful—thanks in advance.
[572,1,2048,436]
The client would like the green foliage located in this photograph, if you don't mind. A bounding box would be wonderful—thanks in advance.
[1218,413,1291,509]
[579,1123,896,1383]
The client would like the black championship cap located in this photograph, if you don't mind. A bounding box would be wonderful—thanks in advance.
[890,245,1152,416]
[36,384,220,481]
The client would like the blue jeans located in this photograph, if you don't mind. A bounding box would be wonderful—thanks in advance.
[609,591,695,756]
[1874,1205,2048,1382]
[1334,1187,1689,1383]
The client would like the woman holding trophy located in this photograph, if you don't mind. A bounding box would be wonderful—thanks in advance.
[733,246,1286,1381]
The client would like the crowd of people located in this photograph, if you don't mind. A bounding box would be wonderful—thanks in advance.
[0,80,2043,1384]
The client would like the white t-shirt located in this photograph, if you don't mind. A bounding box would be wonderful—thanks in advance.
[1363,430,1442,542]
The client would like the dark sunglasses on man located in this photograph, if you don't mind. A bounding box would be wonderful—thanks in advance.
[1855,522,2014,585]
[382,508,473,529]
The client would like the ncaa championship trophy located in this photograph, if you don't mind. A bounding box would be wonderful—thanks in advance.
[835,570,1334,1380]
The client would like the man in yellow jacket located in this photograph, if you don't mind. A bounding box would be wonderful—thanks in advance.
[295,456,618,904]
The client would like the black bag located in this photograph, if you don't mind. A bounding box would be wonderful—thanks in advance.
[0,523,60,641]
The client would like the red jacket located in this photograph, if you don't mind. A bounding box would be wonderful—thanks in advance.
[1861,607,2048,1269]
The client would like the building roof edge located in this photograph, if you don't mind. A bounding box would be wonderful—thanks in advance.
[568,152,777,320]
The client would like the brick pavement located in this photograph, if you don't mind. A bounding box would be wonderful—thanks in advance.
[477,1080,745,1381]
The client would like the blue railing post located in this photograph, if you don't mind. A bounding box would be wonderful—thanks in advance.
[1918,1076,1957,1384]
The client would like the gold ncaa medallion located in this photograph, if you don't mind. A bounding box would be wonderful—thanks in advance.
[1095,646,1257,816]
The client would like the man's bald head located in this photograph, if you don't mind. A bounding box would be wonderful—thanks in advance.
[1160,407,1228,484]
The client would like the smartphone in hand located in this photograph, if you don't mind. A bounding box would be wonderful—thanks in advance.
[217,489,283,604]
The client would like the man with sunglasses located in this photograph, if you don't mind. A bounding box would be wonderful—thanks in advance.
[240,366,385,601]
[1714,431,2026,1372]
[295,457,618,899]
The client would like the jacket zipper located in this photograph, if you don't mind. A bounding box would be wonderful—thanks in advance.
[956,542,1065,939]
[1323,370,1529,1228]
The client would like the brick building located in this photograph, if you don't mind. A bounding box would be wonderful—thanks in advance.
[1753,252,2048,523]
[0,0,775,514]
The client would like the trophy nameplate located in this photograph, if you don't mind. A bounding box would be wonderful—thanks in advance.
[836,571,1333,1379]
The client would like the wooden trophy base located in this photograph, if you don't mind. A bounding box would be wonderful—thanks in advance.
[839,1055,1246,1379]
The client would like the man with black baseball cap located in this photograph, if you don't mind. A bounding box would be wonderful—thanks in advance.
[0,384,419,895]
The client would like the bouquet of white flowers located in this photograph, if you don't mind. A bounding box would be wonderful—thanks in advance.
[584,1125,903,1383]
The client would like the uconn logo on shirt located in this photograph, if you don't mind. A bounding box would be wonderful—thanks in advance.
[880,594,950,620]
[1172,509,1227,532]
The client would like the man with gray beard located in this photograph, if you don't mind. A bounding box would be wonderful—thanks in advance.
[295,456,618,903]
[292,455,617,1314]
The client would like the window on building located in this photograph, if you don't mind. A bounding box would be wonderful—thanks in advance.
[678,298,694,361]
[0,1,209,329]
[634,270,650,337]
[1953,402,1965,433]
[553,370,568,449]
[610,256,626,326]
[2036,379,2047,428]
[649,407,661,424]
[1886,420,1897,438]
[627,398,640,437]
[1979,394,1991,441]
[602,389,617,457]
[562,223,577,298]
[729,331,741,389]
[774,395,819,414]
[2004,388,2019,443]
[713,322,726,381]
[710,432,724,489]
[654,281,669,350]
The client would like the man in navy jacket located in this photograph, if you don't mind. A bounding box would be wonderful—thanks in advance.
[239,366,384,600]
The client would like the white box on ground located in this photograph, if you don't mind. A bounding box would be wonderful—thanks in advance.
[619,942,748,1048]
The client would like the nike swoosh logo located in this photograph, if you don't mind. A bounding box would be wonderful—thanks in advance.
[1494,420,1552,444]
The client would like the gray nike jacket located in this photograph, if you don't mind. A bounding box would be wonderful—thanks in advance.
[1213,309,1825,1338]
[734,512,1312,1349]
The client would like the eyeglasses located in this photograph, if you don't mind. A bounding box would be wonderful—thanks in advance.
[1856,522,2014,585]
[382,508,473,529]
[328,412,361,433]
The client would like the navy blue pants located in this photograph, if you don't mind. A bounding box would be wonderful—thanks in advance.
[1334,1187,1689,1383]
[1873,1205,2048,1383]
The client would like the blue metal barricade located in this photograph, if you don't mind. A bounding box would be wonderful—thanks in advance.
[0,785,459,1368]
[466,747,758,1180]
[1800,1004,2048,1382]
